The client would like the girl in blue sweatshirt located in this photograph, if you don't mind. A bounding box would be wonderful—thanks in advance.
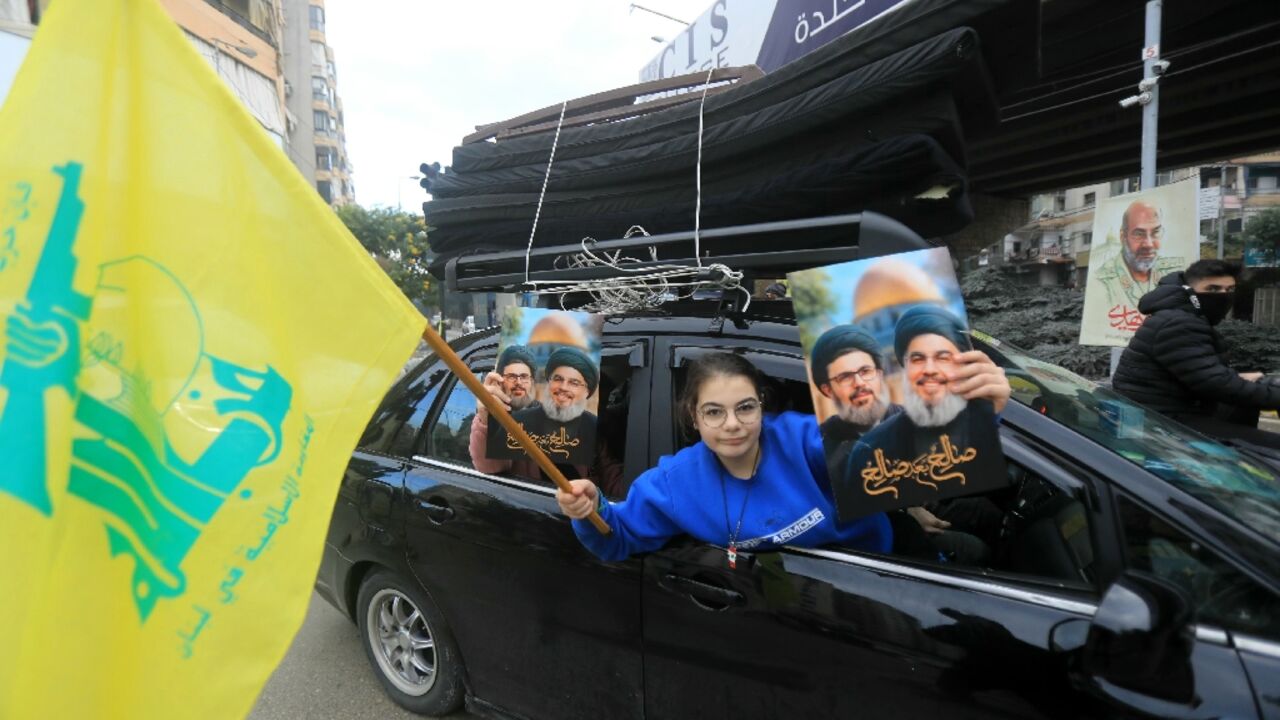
[556,352,892,564]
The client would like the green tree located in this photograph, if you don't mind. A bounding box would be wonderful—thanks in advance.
[789,268,836,349]
[1242,207,1280,267]
[335,204,441,312]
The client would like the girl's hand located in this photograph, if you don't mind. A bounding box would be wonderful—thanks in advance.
[556,479,598,519]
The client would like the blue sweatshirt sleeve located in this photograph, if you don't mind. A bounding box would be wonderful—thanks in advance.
[571,464,685,562]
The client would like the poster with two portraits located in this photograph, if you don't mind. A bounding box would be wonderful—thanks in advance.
[790,248,1007,522]
[486,307,604,467]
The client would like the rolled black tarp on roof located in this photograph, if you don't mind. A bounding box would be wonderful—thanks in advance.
[428,27,985,199]
[447,0,1034,174]
[426,133,969,278]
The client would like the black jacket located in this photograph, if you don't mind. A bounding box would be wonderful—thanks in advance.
[1113,272,1280,416]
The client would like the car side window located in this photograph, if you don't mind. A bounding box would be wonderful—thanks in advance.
[359,359,445,458]
[1117,494,1279,638]
[426,372,486,467]
[420,354,634,500]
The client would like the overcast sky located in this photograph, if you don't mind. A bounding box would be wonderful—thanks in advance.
[324,1,714,212]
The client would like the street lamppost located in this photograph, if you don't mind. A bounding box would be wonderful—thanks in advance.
[397,174,423,211]
[628,4,689,26]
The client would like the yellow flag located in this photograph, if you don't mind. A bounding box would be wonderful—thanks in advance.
[0,0,425,717]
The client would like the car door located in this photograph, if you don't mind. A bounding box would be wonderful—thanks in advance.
[401,337,652,720]
[640,337,1111,719]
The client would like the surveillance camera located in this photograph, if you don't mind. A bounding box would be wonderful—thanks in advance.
[1152,59,1170,75]
[1118,92,1152,109]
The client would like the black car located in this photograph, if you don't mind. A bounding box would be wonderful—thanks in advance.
[315,303,1280,720]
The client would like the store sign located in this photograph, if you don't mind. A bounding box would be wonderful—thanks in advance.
[1198,186,1220,220]
[640,0,914,81]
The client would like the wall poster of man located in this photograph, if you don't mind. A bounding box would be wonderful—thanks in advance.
[789,248,1007,522]
[1079,179,1198,346]
[486,307,604,467]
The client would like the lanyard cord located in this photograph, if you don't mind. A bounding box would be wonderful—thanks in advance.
[720,443,761,549]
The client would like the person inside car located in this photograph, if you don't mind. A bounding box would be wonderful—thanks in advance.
[1112,259,1280,451]
[556,352,892,564]
[470,344,624,496]
[811,323,1010,563]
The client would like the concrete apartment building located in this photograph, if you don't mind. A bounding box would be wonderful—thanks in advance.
[281,0,353,206]
[968,153,1280,288]
[2,0,354,207]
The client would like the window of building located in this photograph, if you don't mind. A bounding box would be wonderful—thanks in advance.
[309,4,325,32]
[1082,192,1096,208]
[1053,193,1066,213]
[315,147,333,171]
[310,41,326,69]
[1247,168,1280,192]
[1082,232,1093,248]
[316,180,332,203]
[312,110,328,133]
[311,76,327,102]
[1118,494,1279,637]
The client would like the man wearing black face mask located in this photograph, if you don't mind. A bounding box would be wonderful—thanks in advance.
[1113,260,1280,449]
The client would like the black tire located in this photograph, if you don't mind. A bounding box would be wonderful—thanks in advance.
[356,569,465,716]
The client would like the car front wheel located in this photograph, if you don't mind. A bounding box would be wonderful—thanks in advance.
[356,569,464,716]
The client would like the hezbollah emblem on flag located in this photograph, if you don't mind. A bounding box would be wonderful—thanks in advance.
[0,1,424,716]
[0,160,301,622]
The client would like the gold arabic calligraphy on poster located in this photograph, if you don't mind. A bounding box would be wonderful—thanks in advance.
[860,434,978,498]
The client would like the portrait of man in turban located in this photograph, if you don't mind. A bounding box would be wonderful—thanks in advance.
[835,305,1008,523]
[790,248,1009,528]
[483,309,603,468]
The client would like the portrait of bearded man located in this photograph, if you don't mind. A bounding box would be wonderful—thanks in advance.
[1094,200,1184,309]
[503,346,599,466]
[833,305,1009,523]
[810,325,899,480]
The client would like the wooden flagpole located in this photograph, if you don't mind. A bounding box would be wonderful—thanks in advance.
[419,326,611,535]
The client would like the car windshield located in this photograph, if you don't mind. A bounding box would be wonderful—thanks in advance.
[971,330,1280,537]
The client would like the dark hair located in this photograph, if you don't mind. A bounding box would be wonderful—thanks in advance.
[679,352,765,432]
[1185,259,1241,284]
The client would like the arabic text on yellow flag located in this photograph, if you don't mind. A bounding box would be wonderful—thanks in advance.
[0,0,425,716]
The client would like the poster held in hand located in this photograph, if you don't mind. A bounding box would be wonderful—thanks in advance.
[485,307,604,467]
[789,247,1008,522]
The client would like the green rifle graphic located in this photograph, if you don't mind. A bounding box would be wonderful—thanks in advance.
[0,162,90,515]
[1,162,295,621]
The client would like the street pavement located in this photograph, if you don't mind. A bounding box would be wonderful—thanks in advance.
[249,592,475,720]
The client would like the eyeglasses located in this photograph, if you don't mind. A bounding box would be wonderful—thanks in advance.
[697,399,762,428]
[828,366,879,388]
[550,373,587,390]
[503,372,532,384]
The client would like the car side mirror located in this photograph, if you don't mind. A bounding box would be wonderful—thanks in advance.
[1081,571,1194,703]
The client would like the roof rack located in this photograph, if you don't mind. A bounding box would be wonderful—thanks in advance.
[445,212,932,296]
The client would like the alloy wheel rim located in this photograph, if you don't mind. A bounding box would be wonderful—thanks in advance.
[366,588,437,696]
